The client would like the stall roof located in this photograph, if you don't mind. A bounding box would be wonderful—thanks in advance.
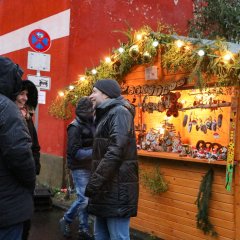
[174,35,240,53]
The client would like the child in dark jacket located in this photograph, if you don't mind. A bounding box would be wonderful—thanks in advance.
[59,96,95,240]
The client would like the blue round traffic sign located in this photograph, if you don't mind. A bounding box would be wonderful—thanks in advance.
[28,29,51,52]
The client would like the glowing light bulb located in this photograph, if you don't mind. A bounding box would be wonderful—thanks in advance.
[136,34,142,40]
[152,41,159,47]
[105,57,111,63]
[79,76,86,81]
[58,91,64,97]
[118,47,125,53]
[223,53,232,61]
[175,40,184,48]
[198,50,205,56]
[69,85,74,90]
[91,69,97,75]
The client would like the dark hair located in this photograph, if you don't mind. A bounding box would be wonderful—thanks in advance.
[21,80,38,109]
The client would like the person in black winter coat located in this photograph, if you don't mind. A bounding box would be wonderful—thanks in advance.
[59,96,94,240]
[15,80,41,175]
[15,80,41,240]
[0,57,36,240]
[85,79,139,240]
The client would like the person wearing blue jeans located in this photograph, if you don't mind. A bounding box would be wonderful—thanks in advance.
[0,223,23,240]
[85,79,139,240]
[59,97,95,240]
[64,169,90,231]
[94,217,130,240]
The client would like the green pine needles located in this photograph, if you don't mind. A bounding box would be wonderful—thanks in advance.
[141,167,168,195]
[195,168,218,237]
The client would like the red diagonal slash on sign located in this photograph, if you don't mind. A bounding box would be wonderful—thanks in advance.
[28,29,51,52]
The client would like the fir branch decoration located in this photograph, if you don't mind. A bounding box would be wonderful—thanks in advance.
[49,24,240,119]
[141,167,168,195]
[195,168,217,237]
[48,97,73,120]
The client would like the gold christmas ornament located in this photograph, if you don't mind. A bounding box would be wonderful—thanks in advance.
[129,45,139,58]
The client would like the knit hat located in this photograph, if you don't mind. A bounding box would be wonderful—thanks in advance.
[75,96,93,117]
[94,79,121,98]
[21,80,38,109]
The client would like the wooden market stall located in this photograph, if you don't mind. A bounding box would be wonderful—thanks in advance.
[122,59,240,239]
[49,26,240,240]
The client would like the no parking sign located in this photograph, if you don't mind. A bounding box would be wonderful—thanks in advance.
[28,29,51,52]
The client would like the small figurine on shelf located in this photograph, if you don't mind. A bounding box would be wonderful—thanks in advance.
[179,144,189,157]
[162,130,173,152]
[218,146,228,160]
[172,133,182,153]
[210,147,219,160]
[142,128,160,151]
[197,147,206,158]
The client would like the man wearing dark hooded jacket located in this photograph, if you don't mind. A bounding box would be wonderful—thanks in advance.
[59,96,94,240]
[0,57,36,240]
[85,79,139,240]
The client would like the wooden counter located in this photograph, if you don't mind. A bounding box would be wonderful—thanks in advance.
[138,150,228,166]
[131,151,236,240]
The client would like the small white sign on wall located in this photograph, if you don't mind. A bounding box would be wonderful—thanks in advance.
[38,91,46,104]
[27,51,51,71]
[27,75,51,90]
[145,66,158,80]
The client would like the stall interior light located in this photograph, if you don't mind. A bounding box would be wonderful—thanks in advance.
[69,85,74,90]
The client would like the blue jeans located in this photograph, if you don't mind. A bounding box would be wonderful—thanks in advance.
[94,217,130,240]
[0,223,23,240]
[64,169,90,231]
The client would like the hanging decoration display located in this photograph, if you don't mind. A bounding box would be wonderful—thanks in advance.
[225,97,238,191]
[49,25,240,120]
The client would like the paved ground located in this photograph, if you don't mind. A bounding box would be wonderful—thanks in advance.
[28,207,146,240]
[29,207,79,240]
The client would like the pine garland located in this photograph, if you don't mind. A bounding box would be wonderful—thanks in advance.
[141,167,168,195]
[195,168,218,237]
[49,24,240,119]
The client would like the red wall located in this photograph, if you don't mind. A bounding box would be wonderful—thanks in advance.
[68,0,193,82]
[0,0,193,157]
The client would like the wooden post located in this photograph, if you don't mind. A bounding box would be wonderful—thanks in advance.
[234,88,240,239]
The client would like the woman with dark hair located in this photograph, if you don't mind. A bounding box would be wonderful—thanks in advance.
[15,80,41,240]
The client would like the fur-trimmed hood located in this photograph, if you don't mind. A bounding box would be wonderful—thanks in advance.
[21,80,38,109]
